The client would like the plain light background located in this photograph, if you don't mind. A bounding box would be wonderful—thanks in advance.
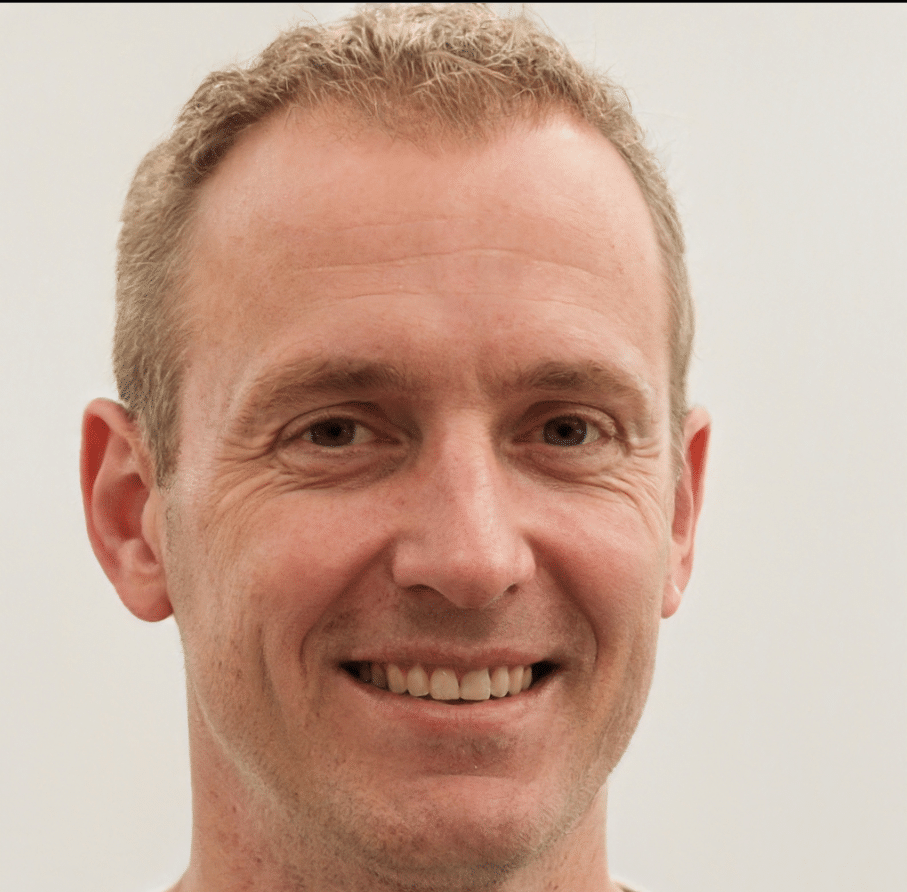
[1,4,905,891]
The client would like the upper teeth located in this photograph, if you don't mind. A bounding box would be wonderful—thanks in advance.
[358,663,533,701]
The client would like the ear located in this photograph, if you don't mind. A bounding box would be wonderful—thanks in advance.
[80,398,173,622]
[662,406,711,618]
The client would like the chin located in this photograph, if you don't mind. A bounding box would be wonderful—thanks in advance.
[325,776,583,892]
[358,822,534,892]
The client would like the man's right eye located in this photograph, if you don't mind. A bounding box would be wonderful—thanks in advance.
[303,418,376,448]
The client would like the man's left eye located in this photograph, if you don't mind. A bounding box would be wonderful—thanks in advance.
[303,418,375,447]
[542,416,601,447]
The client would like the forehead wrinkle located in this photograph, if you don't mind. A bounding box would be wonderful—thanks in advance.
[237,240,630,286]
[310,252,618,283]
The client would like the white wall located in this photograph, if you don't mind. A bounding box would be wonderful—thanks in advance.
[1,4,904,890]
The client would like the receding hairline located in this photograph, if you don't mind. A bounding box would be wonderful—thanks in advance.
[191,94,628,210]
[184,98,664,263]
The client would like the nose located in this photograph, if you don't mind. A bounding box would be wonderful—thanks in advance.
[390,425,535,610]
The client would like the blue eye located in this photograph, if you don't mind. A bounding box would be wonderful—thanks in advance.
[543,416,598,447]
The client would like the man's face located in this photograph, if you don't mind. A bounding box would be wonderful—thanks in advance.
[160,110,685,882]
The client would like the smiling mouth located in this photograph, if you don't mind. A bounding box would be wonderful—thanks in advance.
[341,661,557,703]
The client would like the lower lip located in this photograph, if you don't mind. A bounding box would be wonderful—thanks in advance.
[336,666,557,735]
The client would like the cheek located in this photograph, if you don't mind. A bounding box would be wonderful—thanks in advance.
[166,492,388,763]
[189,490,392,658]
[525,499,667,781]
[535,492,670,668]
[573,516,666,727]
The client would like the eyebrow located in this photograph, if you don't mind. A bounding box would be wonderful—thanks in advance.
[231,358,419,437]
[496,359,656,435]
[231,356,655,438]
[499,359,653,405]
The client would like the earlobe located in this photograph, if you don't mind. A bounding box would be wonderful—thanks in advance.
[80,398,173,622]
[663,406,711,618]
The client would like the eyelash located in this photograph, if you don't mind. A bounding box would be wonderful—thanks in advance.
[282,409,619,451]
[281,412,381,447]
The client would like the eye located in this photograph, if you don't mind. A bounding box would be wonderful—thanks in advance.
[542,415,601,447]
[302,418,375,448]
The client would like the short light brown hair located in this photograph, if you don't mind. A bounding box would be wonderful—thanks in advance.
[115,3,693,487]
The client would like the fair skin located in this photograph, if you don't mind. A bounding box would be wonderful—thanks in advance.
[82,110,709,892]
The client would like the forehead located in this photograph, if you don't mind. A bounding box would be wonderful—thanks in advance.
[182,109,668,426]
[191,108,661,282]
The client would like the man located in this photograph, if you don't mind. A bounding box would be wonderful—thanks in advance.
[80,5,709,892]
